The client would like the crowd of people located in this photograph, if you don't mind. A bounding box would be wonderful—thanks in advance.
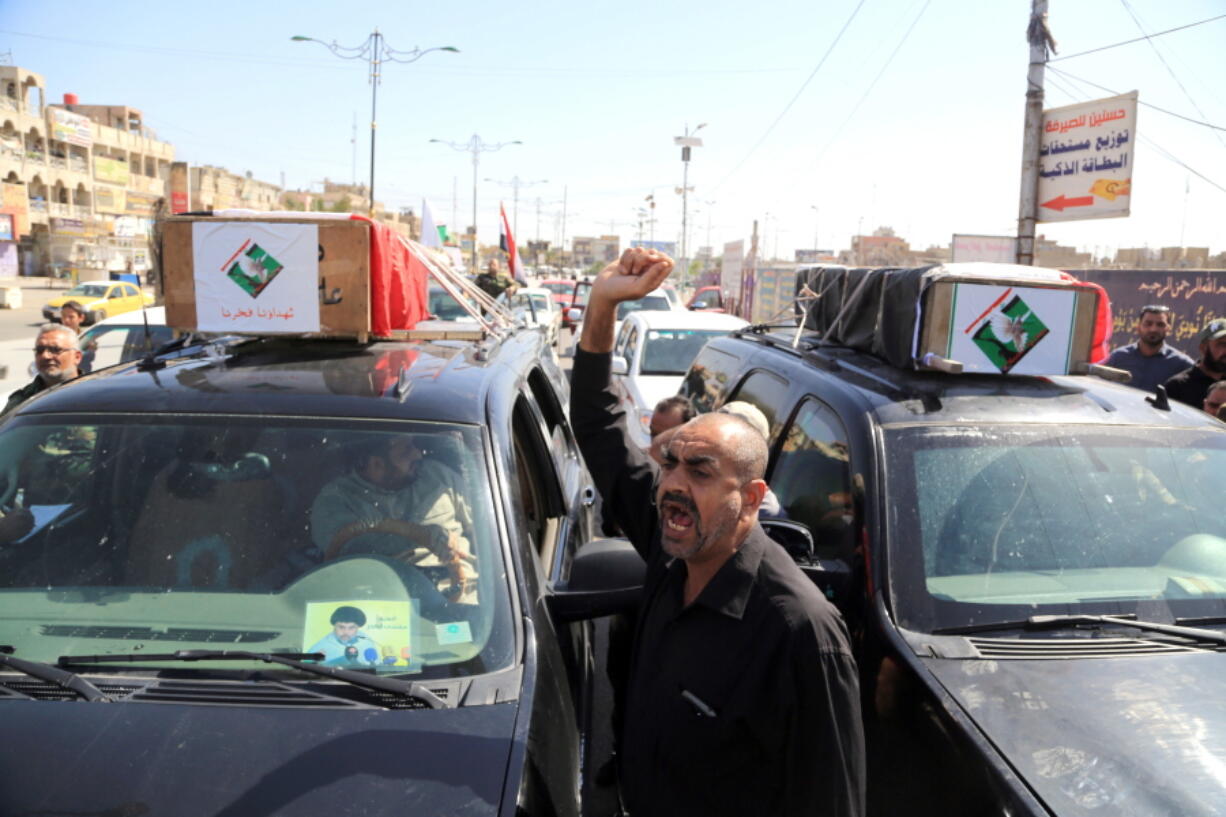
[1104,306,1226,418]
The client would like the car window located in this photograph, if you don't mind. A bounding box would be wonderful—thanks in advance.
[80,324,172,369]
[428,286,471,321]
[64,283,110,299]
[680,345,741,413]
[613,321,634,360]
[615,295,670,320]
[0,416,513,680]
[885,425,1226,632]
[108,287,124,299]
[725,369,790,439]
[640,329,730,376]
[770,398,857,561]
[511,395,565,568]
[123,284,139,297]
[539,282,572,296]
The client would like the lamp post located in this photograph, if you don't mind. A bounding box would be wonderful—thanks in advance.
[810,205,820,256]
[674,122,706,287]
[430,135,522,272]
[292,30,457,217]
[484,176,548,237]
[644,194,657,244]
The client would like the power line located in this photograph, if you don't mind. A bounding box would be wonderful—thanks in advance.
[812,0,931,167]
[1050,12,1226,62]
[711,0,868,192]
[1044,69,1226,197]
[1046,66,1226,132]
[1117,0,1226,149]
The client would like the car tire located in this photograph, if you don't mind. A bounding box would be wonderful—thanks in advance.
[89,309,106,325]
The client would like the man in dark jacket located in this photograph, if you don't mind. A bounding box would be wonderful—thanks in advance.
[1163,319,1226,408]
[570,248,864,817]
[474,259,515,301]
[3,324,83,417]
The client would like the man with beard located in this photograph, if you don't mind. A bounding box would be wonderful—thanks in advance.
[3,324,83,416]
[1104,305,1194,392]
[570,247,864,817]
[1163,319,1226,409]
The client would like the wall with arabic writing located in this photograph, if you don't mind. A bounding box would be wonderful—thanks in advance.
[1070,269,1225,358]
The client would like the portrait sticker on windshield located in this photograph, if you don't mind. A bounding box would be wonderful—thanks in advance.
[302,600,412,668]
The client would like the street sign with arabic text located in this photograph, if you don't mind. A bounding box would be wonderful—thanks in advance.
[1037,92,1137,223]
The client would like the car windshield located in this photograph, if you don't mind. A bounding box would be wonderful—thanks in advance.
[615,295,670,321]
[884,424,1226,633]
[428,286,472,321]
[64,283,110,299]
[640,329,730,375]
[538,282,572,296]
[0,415,512,680]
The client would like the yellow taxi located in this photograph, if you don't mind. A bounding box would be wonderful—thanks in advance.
[43,281,155,326]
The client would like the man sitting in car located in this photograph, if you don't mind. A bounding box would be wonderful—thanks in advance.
[310,436,475,600]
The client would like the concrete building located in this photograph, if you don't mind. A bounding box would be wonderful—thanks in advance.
[0,64,174,279]
[571,234,620,267]
[1034,235,1091,268]
[280,179,418,238]
[846,226,911,266]
[185,164,281,212]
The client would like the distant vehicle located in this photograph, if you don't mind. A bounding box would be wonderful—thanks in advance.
[538,279,583,329]
[501,287,562,349]
[565,286,679,357]
[426,284,476,322]
[43,281,154,325]
[686,285,725,312]
[611,310,749,448]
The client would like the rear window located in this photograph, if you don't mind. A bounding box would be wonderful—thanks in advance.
[616,295,670,320]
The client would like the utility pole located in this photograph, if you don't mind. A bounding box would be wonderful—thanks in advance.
[430,135,522,272]
[674,123,706,287]
[485,176,548,236]
[1015,0,1054,265]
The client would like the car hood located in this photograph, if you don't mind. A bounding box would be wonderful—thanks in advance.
[630,373,684,414]
[926,649,1226,815]
[0,696,519,816]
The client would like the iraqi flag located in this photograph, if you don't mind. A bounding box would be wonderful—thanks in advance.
[499,202,526,284]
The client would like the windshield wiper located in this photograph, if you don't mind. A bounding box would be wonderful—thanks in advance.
[0,645,111,702]
[57,650,448,709]
[934,614,1226,646]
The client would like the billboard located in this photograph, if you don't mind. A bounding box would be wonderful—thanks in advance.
[95,156,130,186]
[1073,269,1225,359]
[50,108,93,148]
[94,185,127,214]
[721,240,743,302]
[951,234,1018,263]
[1038,92,1137,223]
[795,249,836,263]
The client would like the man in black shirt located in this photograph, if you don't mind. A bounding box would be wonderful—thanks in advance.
[3,324,83,417]
[1163,319,1226,409]
[571,248,864,817]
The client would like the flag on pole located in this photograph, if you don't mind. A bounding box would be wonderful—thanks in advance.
[420,199,442,249]
[499,202,526,284]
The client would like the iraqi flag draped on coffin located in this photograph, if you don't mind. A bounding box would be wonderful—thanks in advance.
[499,203,526,284]
[350,214,431,336]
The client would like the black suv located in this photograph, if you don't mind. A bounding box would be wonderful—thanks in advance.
[0,328,636,817]
[681,328,1226,817]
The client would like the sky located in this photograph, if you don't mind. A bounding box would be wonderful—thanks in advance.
[1,0,1223,261]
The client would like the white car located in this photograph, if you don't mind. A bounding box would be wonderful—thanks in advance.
[566,286,680,357]
[611,310,749,448]
[29,306,177,377]
[502,287,562,348]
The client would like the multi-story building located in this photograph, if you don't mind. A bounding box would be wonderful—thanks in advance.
[184,164,281,212]
[280,179,418,239]
[0,65,174,279]
[571,234,620,267]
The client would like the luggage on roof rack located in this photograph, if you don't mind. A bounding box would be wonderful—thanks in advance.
[794,262,1107,376]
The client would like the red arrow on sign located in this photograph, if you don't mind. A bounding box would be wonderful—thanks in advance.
[1041,194,1095,212]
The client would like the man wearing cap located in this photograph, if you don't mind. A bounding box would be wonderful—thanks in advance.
[1163,319,1226,409]
[1104,305,1194,392]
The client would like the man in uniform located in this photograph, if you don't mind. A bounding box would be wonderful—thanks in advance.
[1163,319,1226,409]
[474,259,516,302]
[3,324,83,416]
[571,247,864,817]
[1104,305,1194,392]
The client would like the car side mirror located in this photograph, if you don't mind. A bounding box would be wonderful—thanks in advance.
[547,537,645,622]
[761,519,852,607]
[566,307,584,324]
[611,356,628,376]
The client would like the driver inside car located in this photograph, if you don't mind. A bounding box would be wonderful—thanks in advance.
[310,436,476,600]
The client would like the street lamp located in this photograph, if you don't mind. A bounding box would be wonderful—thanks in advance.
[484,176,547,237]
[430,135,522,272]
[292,30,458,217]
[673,122,706,286]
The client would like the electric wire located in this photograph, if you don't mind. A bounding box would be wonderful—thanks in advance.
[1046,66,1226,133]
[710,0,868,192]
[1046,69,1226,196]
[1050,13,1226,62]
[1117,0,1226,149]
[812,0,931,169]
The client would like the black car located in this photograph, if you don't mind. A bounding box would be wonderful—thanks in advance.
[0,328,638,816]
[680,327,1226,816]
